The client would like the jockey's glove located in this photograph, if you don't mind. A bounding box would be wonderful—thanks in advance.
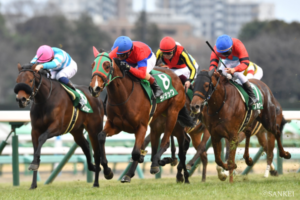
[120,61,131,71]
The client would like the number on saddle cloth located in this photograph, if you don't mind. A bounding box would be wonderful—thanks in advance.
[140,70,178,104]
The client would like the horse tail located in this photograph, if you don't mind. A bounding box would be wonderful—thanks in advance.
[177,106,195,128]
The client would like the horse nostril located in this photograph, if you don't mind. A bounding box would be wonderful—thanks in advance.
[21,97,27,102]
[95,86,101,93]
[195,105,200,110]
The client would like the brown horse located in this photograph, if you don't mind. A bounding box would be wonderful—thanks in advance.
[190,69,291,183]
[14,63,112,189]
[89,50,194,183]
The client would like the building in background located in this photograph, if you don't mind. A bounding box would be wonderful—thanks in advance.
[155,0,274,41]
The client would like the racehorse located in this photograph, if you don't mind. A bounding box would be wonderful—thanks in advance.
[14,63,112,189]
[89,49,194,183]
[190,69,291,183]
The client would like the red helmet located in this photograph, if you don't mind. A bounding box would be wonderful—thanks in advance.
[160,36,176,52]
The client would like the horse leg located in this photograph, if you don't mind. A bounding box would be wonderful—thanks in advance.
[150,110,178,174]
[71,128,101,187]
[186,131,202,170]
[275,119,291,159]
[121,125,147,183]
[212,135,228,181]
[29,131,50,171]
[243,132,253,166]
[227,137,238,183]
[265,131,278,177]
[149,129,161,174]
[200,128,210,182]
[170,135,178,166]
[176,131,190,183]
[98,121,120,180]
[29,130,39,189]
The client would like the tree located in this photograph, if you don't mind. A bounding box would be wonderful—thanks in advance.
[238,20,300,108]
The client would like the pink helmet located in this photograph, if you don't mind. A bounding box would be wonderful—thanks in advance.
[36,45,54,63]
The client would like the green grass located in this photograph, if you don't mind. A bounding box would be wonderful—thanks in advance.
[0,173,299,200]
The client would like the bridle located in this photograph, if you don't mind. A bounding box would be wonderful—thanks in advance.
[193,72,227,116]
[18,68,52,103]
[91,55,134,106]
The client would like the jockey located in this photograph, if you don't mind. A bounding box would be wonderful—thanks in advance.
[156,36,198,92]
[31,45,77,90]
[243,61,263,80]
[110,36,163,98]
[209,34,258,106]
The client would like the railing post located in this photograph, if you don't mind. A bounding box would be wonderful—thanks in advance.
[44,143,78,184]
[277,133,283,174]
[86,135,93,183]
[155,139,162,179]
[221,138,225,162]
[12,132,19,186]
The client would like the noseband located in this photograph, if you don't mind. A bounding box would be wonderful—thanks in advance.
[15,68,52,103]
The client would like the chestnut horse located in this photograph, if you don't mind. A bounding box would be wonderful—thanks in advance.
[190,69,291,183]
[89,49,194,183]
[14,63,111,189]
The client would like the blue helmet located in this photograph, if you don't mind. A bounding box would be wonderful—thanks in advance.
[111,36,133,54]
[216,35,233,53]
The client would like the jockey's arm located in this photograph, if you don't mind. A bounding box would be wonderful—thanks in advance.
[128,61,147,79]
[181,50,196,81]
[155,49,163,66]
[209,50,219,71]
[234,41,249,72]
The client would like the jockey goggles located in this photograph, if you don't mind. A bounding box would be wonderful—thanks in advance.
[162,51,173,55]
[220,48,232,57]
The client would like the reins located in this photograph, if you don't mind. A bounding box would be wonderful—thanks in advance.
[19,68,53,104]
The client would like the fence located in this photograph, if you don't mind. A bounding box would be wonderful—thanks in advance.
[1,110,300,186]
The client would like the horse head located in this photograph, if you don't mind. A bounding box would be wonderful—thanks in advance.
[89,47,114,97]
[89,46,127,97]
[14,63,38,108]
[190,68,221,114]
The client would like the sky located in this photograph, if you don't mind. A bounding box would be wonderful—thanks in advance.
[133,0,300,23]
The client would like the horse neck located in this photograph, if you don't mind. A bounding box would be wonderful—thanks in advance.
[207,78,226,113]
[33,75,52,104]
[106,66,133,104]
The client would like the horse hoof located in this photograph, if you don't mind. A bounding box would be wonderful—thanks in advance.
[138,156,144,163]
[104,168,114,180]
[88,165,96,172]
[176,176,184,183]
[270,170,279,176]
[158,160,166,166]
[216,166,227,181]
[246,158,253,166]
[29,185,37,190]
[171,158,178,166]
[184,180,190,184]
[120,175,131,183]
[284,152,291,159]
[28,164,39,171]
[150,166,160,174]
[93,184,99,188]
[186,164,192,170]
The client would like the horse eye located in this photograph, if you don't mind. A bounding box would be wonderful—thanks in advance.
[30,80,33,82]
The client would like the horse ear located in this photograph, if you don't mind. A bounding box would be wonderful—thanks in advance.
[93,46,100,58]
[208,68,215,77]
[17,63,22,72]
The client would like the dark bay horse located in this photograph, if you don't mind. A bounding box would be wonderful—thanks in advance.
[89,49,194,183]
[190,69,291,183]
[14,63,112,189]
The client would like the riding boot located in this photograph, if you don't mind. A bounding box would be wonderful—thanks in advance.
[150,79,164,98]
[242,81,258,107]
[65,82,76,91]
